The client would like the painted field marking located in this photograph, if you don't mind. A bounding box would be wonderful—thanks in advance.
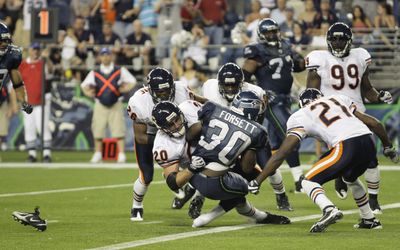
[87,202,400,250]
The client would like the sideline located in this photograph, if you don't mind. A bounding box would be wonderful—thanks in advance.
[86,202,400,250]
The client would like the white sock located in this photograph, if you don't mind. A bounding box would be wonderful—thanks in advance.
[28,150,37,158]
[133,178,148,208]
[290,166,303,182]
[302,179,334,211]
[192,205,226,227]
[267,169,285,194]
[364,168,379,195]
[235,201,267,221]
[346,179,374,219]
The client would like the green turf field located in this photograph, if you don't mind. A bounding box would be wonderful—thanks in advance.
[0,152,399,249]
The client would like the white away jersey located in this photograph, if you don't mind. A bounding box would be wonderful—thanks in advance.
[202,79,266,107]
[286,94,371,147]
[152,100,201,168]
[306,48,371,112]
[127,81,193,124]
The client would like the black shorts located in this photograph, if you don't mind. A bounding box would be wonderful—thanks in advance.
[305,134,377,184]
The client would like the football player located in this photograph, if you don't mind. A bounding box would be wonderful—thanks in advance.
[202,62,293,211]
[305,22,393,213]
[248,89,398,232]
[0,22,32,114]
[126,67,206,221]
[186,91,290,227]
[152,100,205,219]
[242,18,305,191]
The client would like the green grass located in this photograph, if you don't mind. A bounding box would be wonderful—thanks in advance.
[0,164,399,249]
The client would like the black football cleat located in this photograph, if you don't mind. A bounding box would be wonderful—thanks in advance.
[354,218,382,229]
[188,195,205,219]
[257,212,291,225]
[12,207,47,231]
[130,207,144,221]
[369,195,382,215]
[171,185,196,209]
[27,155,37,163]
[276,193,294,211]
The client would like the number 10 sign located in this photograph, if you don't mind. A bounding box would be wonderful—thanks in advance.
[30,8,59,43]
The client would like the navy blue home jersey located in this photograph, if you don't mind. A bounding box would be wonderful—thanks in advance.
[193,102,269,166]
[0,45,22,89]
[244,39,298,94]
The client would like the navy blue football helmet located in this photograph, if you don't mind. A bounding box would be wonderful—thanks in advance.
[217,63,244,102]
[326,22,353,58]
[146,67,175,103]
[152,101,186,138]
[231,90,263,121]
[298,88,323,108]
[0,22,11,56]
[257,18,281,46]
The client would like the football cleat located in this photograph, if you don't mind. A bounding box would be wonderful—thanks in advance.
[310,207,343,233]
[171,185,196,209]
[43,155,52,163]
[294,180,303,193]
[188,195,205,219]
[27,155,37,163]
[354,218,382,229]
[130,207,144,221]
[369,196,382,215]
[12,207,47,232]
[257,212,291,225]
[276,193,293,211]
[335,177,348,199]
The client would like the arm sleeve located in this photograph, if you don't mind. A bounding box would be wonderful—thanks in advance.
[120,67,137,86]
[9,50,22,70]
[286,113,307,141]
[197,101,215,121]
[305,51,323,72]
[127,93,146,122]
[243,44,259,60]
[356,48,372,73]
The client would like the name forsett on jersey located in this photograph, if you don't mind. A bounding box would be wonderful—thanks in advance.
[219,110,257,134]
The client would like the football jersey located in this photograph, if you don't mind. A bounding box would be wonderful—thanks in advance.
[152,100,201,168]
[243,39,296,94]
[202,78,266,107]
[0,45,22,89]
[305,48,371,112]
[287,94,372,148]
[193,102,269,169]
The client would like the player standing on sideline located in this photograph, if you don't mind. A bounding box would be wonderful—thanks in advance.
[202,62,292,211]
[126,67,207,221]
[248,89,398,232]
[0,22,32,115]
[305,22,393,214]
[242,18,306,191]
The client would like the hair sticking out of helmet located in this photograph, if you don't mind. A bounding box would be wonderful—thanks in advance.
[0,22,11,56]
[217,63,244,102]
[257,18,281,46]
[298,88,323,108]
[231,90,263,121]
[152,101,187,138]
[146,67,175,103]
[326,22,353,58]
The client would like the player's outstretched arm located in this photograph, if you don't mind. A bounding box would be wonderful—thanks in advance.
[306,69,321,89]
[354,110,391,147]
[361,68,393,104]
[9,69,32,114]
[186,122,202,142]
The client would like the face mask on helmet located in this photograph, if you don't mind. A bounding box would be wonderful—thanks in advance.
[147,68,175,103]
[257,18,281,46]
[0,31,11,56]
[218,63,243,102]
[326,23,352,58]
[152,101,186,138]
[298,88,323,108]
[231,91,263,121]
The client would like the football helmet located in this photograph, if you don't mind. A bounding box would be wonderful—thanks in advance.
[231,90,263,121]
[217,63,244,102]
[146,67,175,103]
[298,88,323,108]
[326,22,353,58]
[152,101,186,138]
[0,22,11,56]
[257,18,281,46]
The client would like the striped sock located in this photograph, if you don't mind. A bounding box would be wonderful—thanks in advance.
[133,178,148,208]
[347,179,374,219]
[365,168,379,195]
[268,169,285,194]
[236,201,267,221]
[302,179,334,211]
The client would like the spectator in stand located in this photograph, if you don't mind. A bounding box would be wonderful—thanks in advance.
[350,5,373,47]
[96,21,122,55]
[298,0,317,35]
[248,7,271,42]
[312,0,337,34]
[373,2,397,61]
[279,7,295,39]
[0,81,17,151]
[196,0,227,58]
[245,0,262,27]
[19,43,53,162]
[181,0,198,31]
[374,2,396,29]
[138,0,159,41]
[81,48,137,163]
[101,0,116,24]
[48,0,71,30]
[182,22,209,66]
[270,0,287,25]
[309,21,330,49]
[72,16,95,65]
[0,0,12,28]
[289,21,311,52]
[171,46,207,94]
[123,19,152,76]
[113,0,141,41]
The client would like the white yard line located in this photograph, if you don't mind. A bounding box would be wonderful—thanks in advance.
[0,181,165,198]
[87,202,400,250]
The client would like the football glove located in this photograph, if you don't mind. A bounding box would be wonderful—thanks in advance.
[21,102,33,114]
[383,145,399,163]
[248,180,260,194]
[378,91,393,104]
[188,156,206,173]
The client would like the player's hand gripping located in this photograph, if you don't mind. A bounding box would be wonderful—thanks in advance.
[21,102,33,114]
[383,145,399,163]
[188,156,206,173]
[248,180,260,194]
[378,91,393,104]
